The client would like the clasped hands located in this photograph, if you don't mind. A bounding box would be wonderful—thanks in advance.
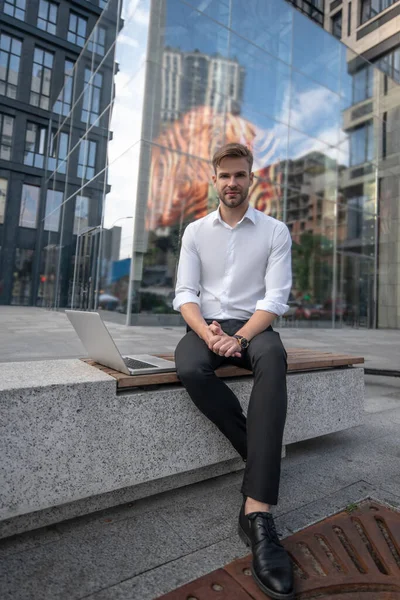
[203,321,242,358]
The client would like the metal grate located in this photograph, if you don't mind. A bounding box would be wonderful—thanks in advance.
[156,500,400,599]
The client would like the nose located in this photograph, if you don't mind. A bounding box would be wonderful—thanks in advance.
[228,176,237,187]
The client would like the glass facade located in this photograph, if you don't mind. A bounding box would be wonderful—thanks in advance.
[2,0,399,328]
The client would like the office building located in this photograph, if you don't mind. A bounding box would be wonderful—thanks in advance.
[0,0,116,307]
[322,0,400,328]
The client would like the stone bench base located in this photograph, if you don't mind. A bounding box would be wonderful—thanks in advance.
[0,359,364,538]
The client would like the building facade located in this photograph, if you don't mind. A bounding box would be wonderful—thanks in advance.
[323,0,400,328]
[1,0,399,329]
[0,0,115,307]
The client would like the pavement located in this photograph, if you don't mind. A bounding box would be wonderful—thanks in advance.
[0,306,399,599]
[0,306,399,370]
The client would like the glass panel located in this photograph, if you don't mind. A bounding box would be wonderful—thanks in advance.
[12,249,34,305]
[183,0,230,25]
[19,184,39,228]
[290,70,340,147]
[73,195,89,235]
[228,31,291,125]
[165,0,229,61]
[38,0,47,19]
[0,178,8,224]
[230,0,292,64]
[292,9,341,94]
[44,189,63,231]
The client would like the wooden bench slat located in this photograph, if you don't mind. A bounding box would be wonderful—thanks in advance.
[82,349,364,390]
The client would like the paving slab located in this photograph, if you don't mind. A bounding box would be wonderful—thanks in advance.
[84,536,247,600]
[0,512,189,600]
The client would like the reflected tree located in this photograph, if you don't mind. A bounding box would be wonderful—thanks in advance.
[292,232,333,302]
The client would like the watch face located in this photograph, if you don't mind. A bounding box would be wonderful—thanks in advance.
[237,337,248,349]
[234,335,249,349]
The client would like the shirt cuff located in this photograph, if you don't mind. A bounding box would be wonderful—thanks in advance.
[173,292,201,312]
[255,299,289,317]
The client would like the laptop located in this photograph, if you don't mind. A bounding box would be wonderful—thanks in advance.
[66,310,176,376]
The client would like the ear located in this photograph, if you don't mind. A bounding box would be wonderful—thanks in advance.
[249,171,254,185]
[211,173,217,188]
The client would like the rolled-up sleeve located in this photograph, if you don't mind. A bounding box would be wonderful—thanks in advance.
[255,223,292,316]
[173,224,201,312]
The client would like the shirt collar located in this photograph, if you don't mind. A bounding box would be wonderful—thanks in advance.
[212,204,256,226]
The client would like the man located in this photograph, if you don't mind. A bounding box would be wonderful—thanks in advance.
[173,142,294,599]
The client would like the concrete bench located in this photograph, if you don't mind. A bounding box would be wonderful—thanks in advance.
[0,349,364,538]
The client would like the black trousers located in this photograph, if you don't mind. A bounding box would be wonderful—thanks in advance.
[174,319,288,505]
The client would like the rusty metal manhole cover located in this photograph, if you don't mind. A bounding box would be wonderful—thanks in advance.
[156,499,400,599]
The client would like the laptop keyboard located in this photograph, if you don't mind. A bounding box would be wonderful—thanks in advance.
[123,357,159,370]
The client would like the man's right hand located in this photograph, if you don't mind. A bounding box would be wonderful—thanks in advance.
[201,321,241,358]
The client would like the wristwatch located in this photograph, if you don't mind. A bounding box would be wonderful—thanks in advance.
[233,335,249,350]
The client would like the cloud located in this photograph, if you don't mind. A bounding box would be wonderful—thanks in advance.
[133,7,150,25]
[262,80,345,163]
[117,33,139,49]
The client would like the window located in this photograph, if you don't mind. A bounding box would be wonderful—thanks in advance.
[0,33,22,99]
[12,248,34,304]
[77,139,96,180]
[88,26,106,56]
[3,0,26,21]
[53,59,74,116]
[0,113,14,160]
[382,112,387,159]
[331,10,342,39]
[373,47,400,85]
[37,0,58,35]
[68,12,87,47]
[73,195,89,234]
[347,197,368,240]
[24,123,68,173]
[349,121,374,166]
[287,0,324,25]
[352,66,373,104]
[47,130,68,174]
[44,189,63,231]
[347,2,352,35]
[24,122,48,169]
[360,0,397,24]
[99,0,107,7]
[82,68,103,125]
[19,184,40,228]
[0,178,8,224]
[30,47,54,110]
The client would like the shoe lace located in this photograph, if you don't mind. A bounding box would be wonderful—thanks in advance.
[249,512,281,544]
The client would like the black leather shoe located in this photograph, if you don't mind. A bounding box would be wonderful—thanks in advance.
[238,501,294,599]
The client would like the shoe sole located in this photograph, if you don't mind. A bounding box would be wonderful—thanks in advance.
[238,522,295,600]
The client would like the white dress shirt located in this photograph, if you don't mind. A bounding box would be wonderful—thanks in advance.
[173,204,292,320]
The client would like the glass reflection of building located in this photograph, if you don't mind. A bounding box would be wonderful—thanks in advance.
[0,0,399,330]
[161,48,245,125]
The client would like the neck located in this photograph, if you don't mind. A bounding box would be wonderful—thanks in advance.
[219,200,249,227]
